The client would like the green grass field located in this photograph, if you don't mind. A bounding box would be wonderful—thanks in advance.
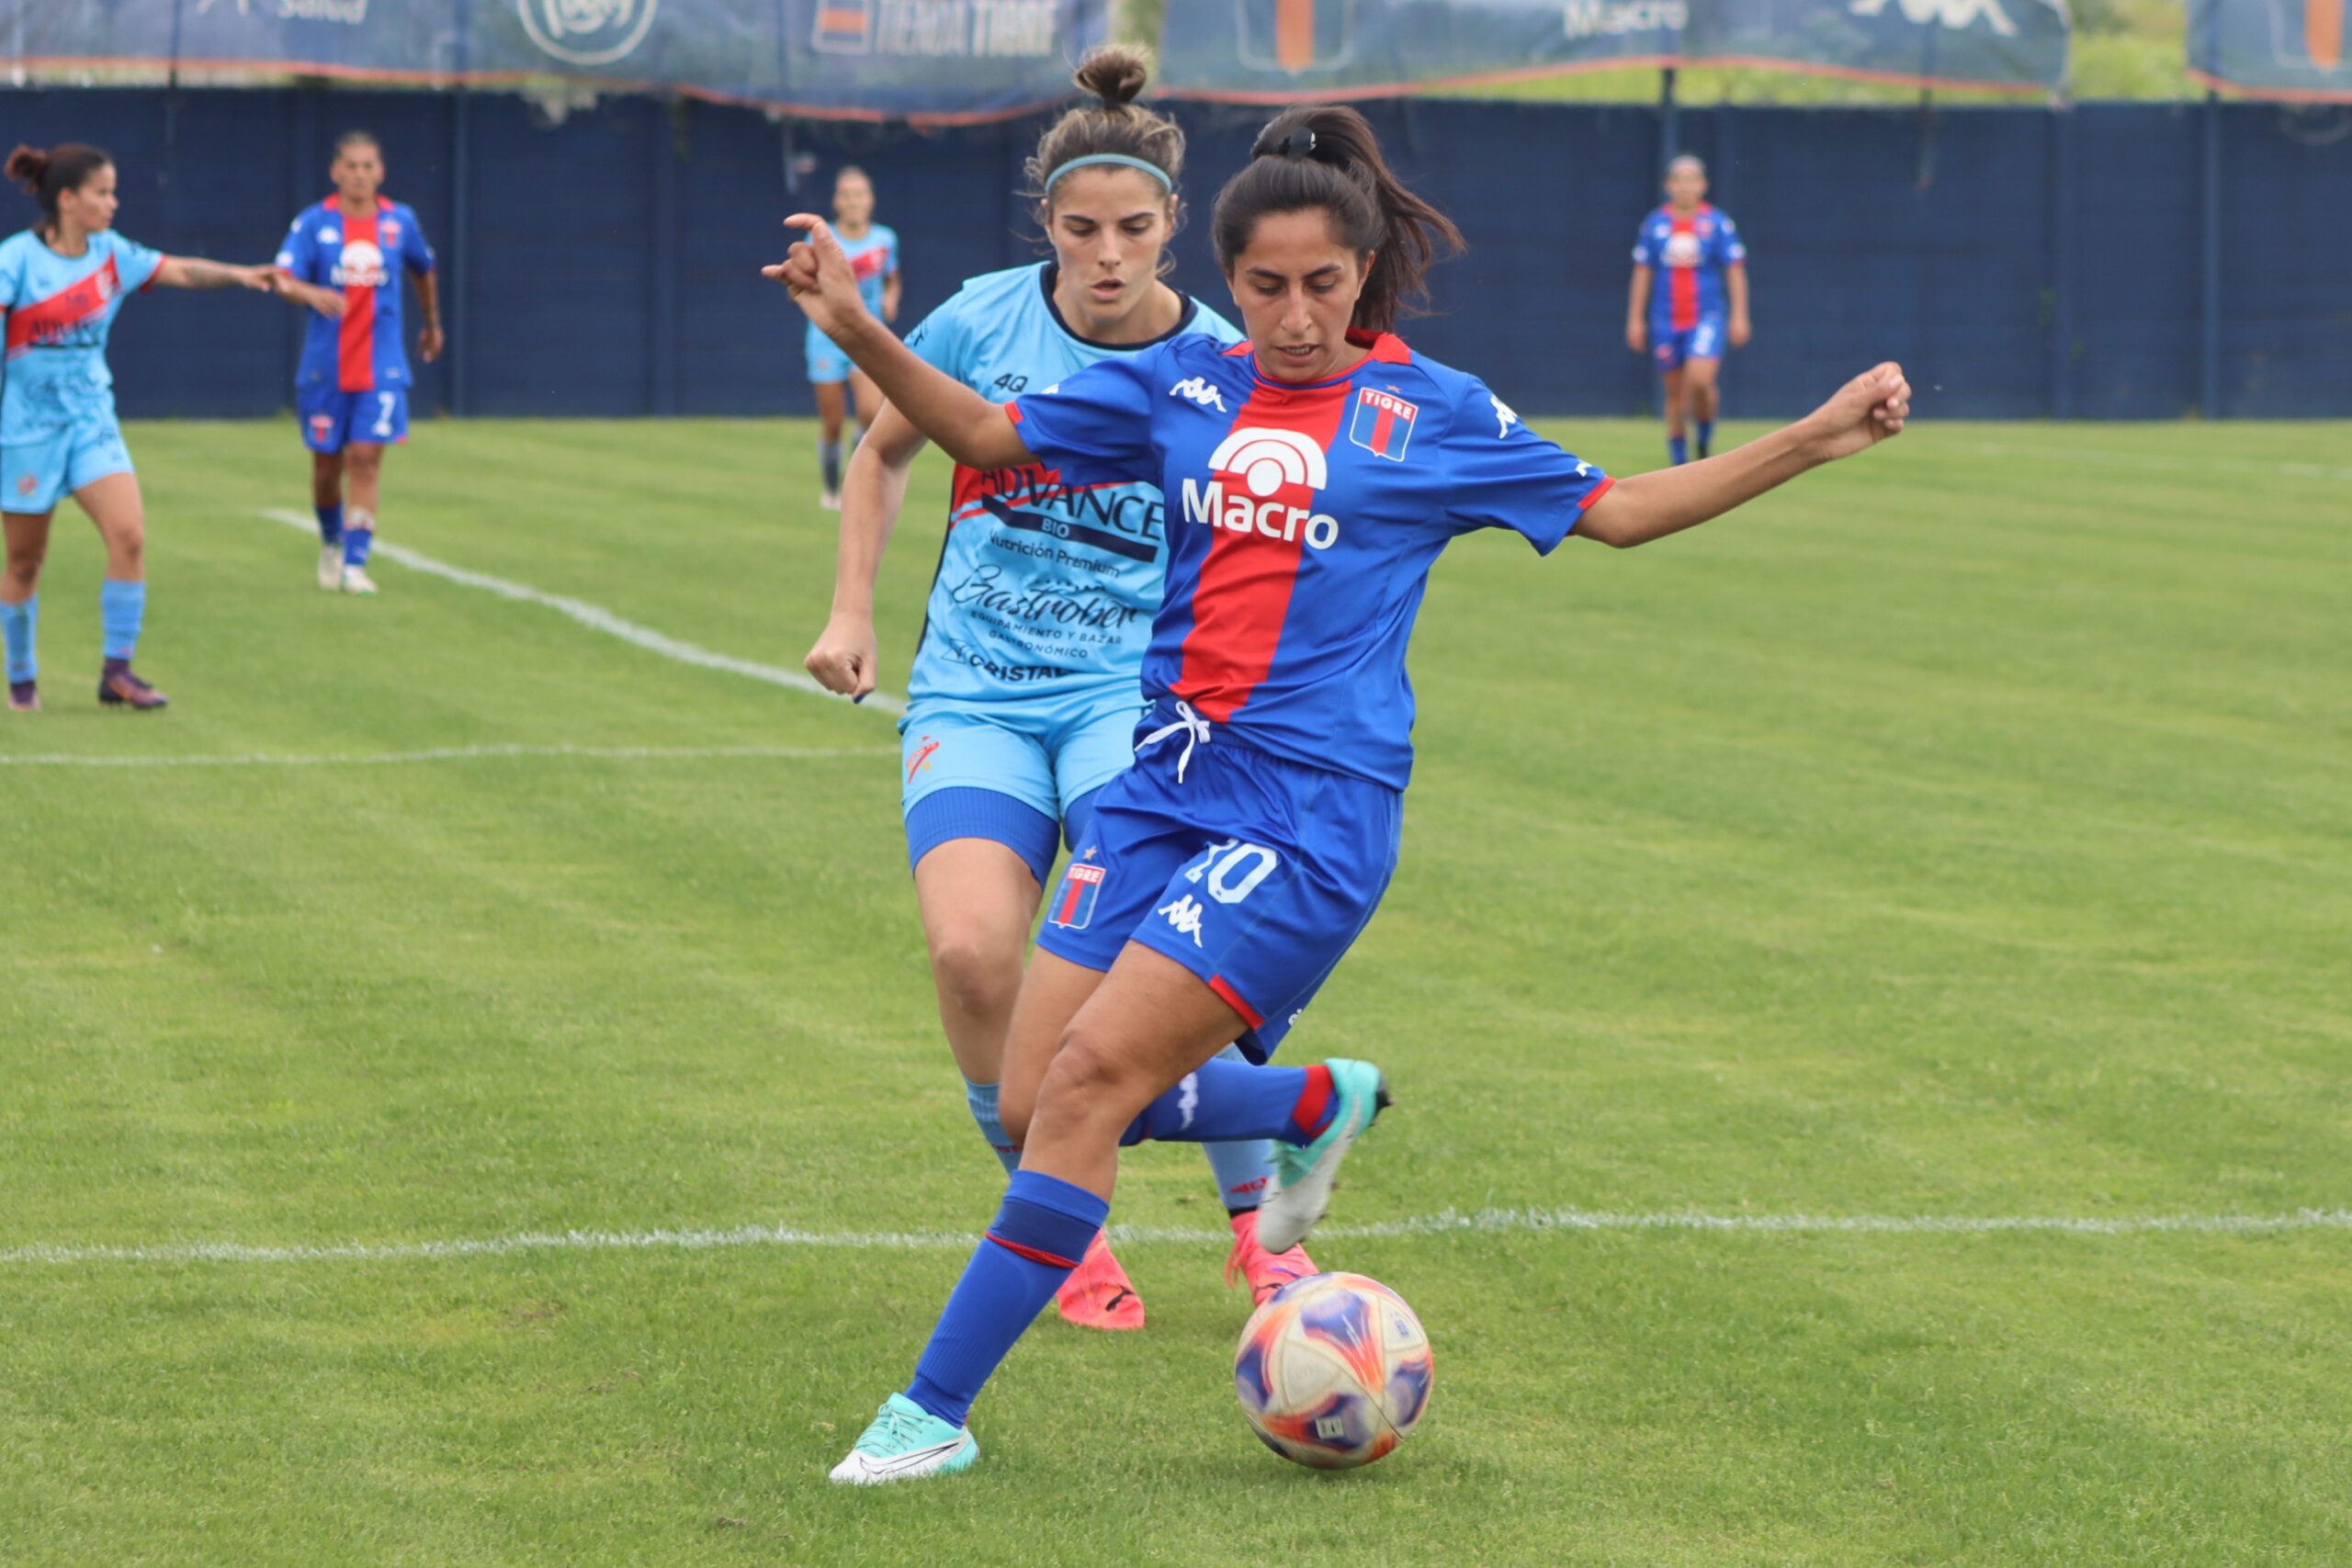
[4,414,2348,1566]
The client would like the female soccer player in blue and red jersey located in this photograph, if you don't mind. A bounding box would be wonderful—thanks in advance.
[775,106,1908,1483]
[800,48,1314,1333]
[806,166,899,512]
[1,143,290,713]
[1628,154,1749,466]
[273,130,441,594]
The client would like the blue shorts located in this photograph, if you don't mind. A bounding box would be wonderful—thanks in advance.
[1036,703,1404,1062]
[900,689,1146,885]
[1652,314,1725,371]
[807,326,854,387]
[3,416,133,514]
[300,384,409,454]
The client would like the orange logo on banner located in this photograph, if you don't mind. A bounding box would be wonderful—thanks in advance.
[1277,0,1316,72]
[2311,0,2344,70]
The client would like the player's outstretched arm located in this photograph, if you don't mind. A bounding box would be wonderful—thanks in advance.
[763,215,1032,473]
[269,274,345,319]
[152,257,278,292]
[1578,363,1909,548]
[806,402,927,703]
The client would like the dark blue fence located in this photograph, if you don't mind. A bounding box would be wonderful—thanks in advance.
[1,88,2344,421]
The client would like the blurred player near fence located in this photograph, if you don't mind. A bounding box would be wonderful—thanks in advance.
[272,130,442,595]
[1628,154,1749,466]
[1,142,293,713]
[806,166,899,511]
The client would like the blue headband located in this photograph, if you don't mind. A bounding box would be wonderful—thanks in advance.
[1045,152,1173,193]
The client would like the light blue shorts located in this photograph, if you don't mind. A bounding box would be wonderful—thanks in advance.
[899,688,1146,881]
[4,415,134,514]
[806,325,854,387]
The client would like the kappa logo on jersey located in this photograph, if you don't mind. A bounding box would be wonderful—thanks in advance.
[1049,861,1106,931]
[1490,394,1520,438]
[1348,388,1417,462]
[334,239,390,289]
[1156,893,1207,946]
[1178,427,1342,551]
[1169,376,1228,413]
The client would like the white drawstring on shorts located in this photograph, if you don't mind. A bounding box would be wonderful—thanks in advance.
[1139,700,1212,782]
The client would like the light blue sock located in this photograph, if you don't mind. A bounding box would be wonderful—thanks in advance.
[342,509,375,568]
[1,595,35,682]
[99,580,144,661]
[1200,1046,1277,1212]
[963,1077,1021,1177]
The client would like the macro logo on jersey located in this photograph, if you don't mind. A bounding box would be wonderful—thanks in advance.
[1661,229,1703,267]
[4,255,122,359]
[517,0,659,64]
[333,239,389,289]
[1347,388,1417,462]
[1180,427,1341,551]
[1048,860,1105,930]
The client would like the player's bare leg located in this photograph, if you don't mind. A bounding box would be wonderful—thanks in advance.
[814,380,850,509]
[311,451,347,588]
[339,444,385,593]
[847,368,884,456]
[77,472,166,709]
[915,838,1046,1093]
[1661,364,1690,465]
[1685,356,1723,459]
[3,511,53,710]
[990,947,1148,1328]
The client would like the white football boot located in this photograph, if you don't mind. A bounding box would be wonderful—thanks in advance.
[341,565,379,595]
[1257,1058,1390,1254]
[318,544,344,591]
[829,1393,978,1484]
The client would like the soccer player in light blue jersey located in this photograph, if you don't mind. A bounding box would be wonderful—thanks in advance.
[779,103,1909,1482]
[0,142,295,713]
[799,48,1317,1335]
[806,166,899,511]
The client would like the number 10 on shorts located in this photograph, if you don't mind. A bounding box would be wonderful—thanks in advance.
[1184,839,1279,904]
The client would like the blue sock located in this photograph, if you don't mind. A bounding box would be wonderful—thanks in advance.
[963,1077,1021,1177]
[342,510,375,569]
[99,581,144,662]
[905,1169,1108,1428]
[1,595,35,682]
[1668,434,1690,466]
[1122,1058,1336,1148]
[1200,1046,1276,1211]
[820,440,842,493]
[1696,420,1714,457]
[314,502,344,545]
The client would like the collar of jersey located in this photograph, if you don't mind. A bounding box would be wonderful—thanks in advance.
[1036,263,1203,353]
[1227,327,1411,389]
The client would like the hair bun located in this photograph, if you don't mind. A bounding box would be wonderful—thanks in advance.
[1072,44,1150,108]
[4,145,50,192]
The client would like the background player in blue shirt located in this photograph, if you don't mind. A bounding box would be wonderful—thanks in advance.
[779,103,1912,1483]
[1628,154,1750,466]
[799,49,1315,1335]
[0,142,298,713]
[805,166,898,512]
[273,130,442,595]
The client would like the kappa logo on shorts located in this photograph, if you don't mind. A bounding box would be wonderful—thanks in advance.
[1156,893,1207,947]
[1049,861,1105,931]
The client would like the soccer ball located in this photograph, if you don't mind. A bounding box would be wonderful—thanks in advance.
[1233,1271,1434,1469]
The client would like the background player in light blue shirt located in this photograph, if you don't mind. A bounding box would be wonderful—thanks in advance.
[805,166,898,511]
[0,141,299,713]
[797,48,1316,1335]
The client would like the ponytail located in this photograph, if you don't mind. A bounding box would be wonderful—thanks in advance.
[1209,107,1463,333]
[6,142,112,238]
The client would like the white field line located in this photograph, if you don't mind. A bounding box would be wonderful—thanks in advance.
[260,510,908,716]
[7,1205,2349,1269]
[0,742,894,769]
[1953,442,2352,486]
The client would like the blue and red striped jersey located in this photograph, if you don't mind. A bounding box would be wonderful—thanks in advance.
[1010,331,1612,791]
[1633,203,1746,333]
[0,228,166,442]
[275,197,435,394]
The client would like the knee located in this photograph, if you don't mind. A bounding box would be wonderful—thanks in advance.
[109,527,145,570]
[928,929,1023,1021]
[345,451,383,481]
[1035,1023,1153,1125]
[5,536,47,579]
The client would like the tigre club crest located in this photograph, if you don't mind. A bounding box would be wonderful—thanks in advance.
[517,0,659,65]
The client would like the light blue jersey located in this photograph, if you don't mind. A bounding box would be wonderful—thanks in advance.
[0,228,165,443]
[805,224,899,385]
[903,263,1244,710]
